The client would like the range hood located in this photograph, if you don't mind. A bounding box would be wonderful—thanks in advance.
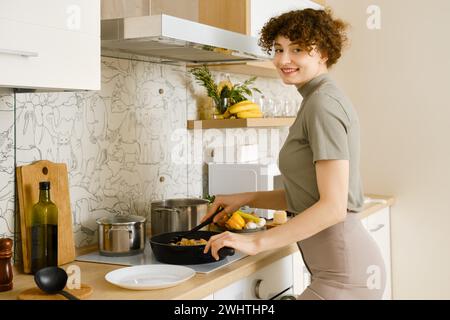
[101,14,270,64]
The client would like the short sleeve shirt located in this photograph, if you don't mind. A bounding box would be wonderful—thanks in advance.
[278,73,365,214]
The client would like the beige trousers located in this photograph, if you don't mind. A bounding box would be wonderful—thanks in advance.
[296,213,386,300]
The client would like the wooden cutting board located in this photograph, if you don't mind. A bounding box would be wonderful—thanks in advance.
[18,284,93,300]
[16,160,76,274]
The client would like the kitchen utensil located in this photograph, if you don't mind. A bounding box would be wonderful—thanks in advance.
[17,283,93,300]
[170,207,224,244]
[18,284,93,300]
[105,265,195,290]
[150,230,235,265]
[16,160,76,273]
[33,266,79,300]
[96,215,146,257]
[0,238,13,292]
[150,198,209,236]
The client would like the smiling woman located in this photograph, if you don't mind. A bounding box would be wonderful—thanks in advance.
[258,9,348,86]
[258,8,348,68]
[202,8,386,300]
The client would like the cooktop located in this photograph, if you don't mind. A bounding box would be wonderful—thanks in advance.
[76,245,246,274]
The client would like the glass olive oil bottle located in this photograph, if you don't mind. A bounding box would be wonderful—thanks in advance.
[30,181,58,274]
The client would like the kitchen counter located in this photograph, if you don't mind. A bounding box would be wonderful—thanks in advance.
[1,194,395,300]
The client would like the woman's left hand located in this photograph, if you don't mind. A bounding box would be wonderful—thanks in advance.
[204,231,262,260]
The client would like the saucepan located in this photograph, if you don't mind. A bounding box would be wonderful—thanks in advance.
[150,198,209,236]
[96,215,146,256]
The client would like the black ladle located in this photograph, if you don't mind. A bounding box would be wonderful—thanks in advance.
[34,266,80,300]
[171,207,225,243]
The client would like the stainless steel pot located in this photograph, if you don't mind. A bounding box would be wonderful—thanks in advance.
[96,215,146,256]
[150,198,209,236]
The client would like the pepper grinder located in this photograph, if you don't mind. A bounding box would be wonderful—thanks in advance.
[0,238,13,292]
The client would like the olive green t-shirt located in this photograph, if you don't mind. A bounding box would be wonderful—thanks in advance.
[279,73,364,214]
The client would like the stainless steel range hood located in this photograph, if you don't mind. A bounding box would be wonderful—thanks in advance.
[101,14,270,64]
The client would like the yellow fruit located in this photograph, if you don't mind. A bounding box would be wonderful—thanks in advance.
[237,110,263,118]
[235,210,260,223]
[223,109,231,119]
[231,100,253,107]
[229,102,260,114]
[225,212,246,230]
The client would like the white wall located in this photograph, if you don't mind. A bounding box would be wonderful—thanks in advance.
[326,0,450,299]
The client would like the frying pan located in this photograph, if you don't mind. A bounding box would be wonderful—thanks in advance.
[150,231,235,265]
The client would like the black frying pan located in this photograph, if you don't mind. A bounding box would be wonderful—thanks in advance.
[150,231,235,265]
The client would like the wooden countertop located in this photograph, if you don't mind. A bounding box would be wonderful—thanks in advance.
[0,194,395,300]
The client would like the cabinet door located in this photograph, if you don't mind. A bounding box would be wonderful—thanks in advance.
[0,0,100,91]
[213,254,294,300]
[213,278,247,300]
[366,207,392,300]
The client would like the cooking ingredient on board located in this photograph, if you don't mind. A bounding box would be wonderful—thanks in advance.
[225,212,246,230]
[245,222,258,230]
[273,211,288,225]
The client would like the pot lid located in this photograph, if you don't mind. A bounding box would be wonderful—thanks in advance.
[96,215,146,225]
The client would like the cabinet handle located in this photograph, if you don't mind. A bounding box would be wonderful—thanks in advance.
[0,48,39,57]
[254,279,263,299]
[369,224,385,232]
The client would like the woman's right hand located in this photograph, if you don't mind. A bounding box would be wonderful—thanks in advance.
[201,193,255,224]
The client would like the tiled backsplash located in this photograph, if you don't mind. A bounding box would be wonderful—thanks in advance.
[0,56,299,250]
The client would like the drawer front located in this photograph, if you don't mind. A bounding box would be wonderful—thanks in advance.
[244,255,293,300]
[213,278,247,300]
[0,18,100,90]
[214,255,294,300]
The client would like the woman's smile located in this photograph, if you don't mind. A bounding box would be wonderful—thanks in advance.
[280,67,300,76]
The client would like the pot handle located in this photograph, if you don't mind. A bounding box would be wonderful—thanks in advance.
[218,246,235,258]
[153,207,180,214]
[107,225,133,238]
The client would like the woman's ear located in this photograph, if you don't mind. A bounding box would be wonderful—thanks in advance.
[318,51,329,65]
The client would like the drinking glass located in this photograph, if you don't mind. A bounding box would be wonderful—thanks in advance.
[264,97,275,118]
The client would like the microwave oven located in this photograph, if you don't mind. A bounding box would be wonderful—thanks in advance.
[208,163,284,219]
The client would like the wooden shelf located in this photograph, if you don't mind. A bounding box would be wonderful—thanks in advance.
[187,117,295,129]
[200,61,279,78]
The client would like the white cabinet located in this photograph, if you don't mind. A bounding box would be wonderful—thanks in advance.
[292,251,312,295]
[213,255,294,300]
[361,207,392,300]
[0,0,100,91]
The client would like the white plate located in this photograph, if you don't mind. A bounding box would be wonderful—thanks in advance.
[105,265,196,290]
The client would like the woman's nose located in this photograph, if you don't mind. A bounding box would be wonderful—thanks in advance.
[278,52,291,65]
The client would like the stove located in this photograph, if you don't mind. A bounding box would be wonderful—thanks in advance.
[76,244,246,274]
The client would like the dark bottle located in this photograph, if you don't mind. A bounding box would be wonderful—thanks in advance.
[0,238,13,292]
[30,181,58,274]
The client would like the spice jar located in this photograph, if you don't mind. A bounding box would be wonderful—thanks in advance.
[0,238,13,292]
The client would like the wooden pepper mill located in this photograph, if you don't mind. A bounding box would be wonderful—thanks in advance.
[0,238,13,292]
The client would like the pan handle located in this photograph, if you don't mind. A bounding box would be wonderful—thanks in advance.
[218,246,235,258]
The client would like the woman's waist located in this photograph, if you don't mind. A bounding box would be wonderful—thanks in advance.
[297,215,385,284]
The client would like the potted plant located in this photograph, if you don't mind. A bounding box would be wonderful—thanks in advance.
[190,66,263,119]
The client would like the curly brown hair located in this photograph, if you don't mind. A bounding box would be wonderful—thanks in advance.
[258,8,349,68]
